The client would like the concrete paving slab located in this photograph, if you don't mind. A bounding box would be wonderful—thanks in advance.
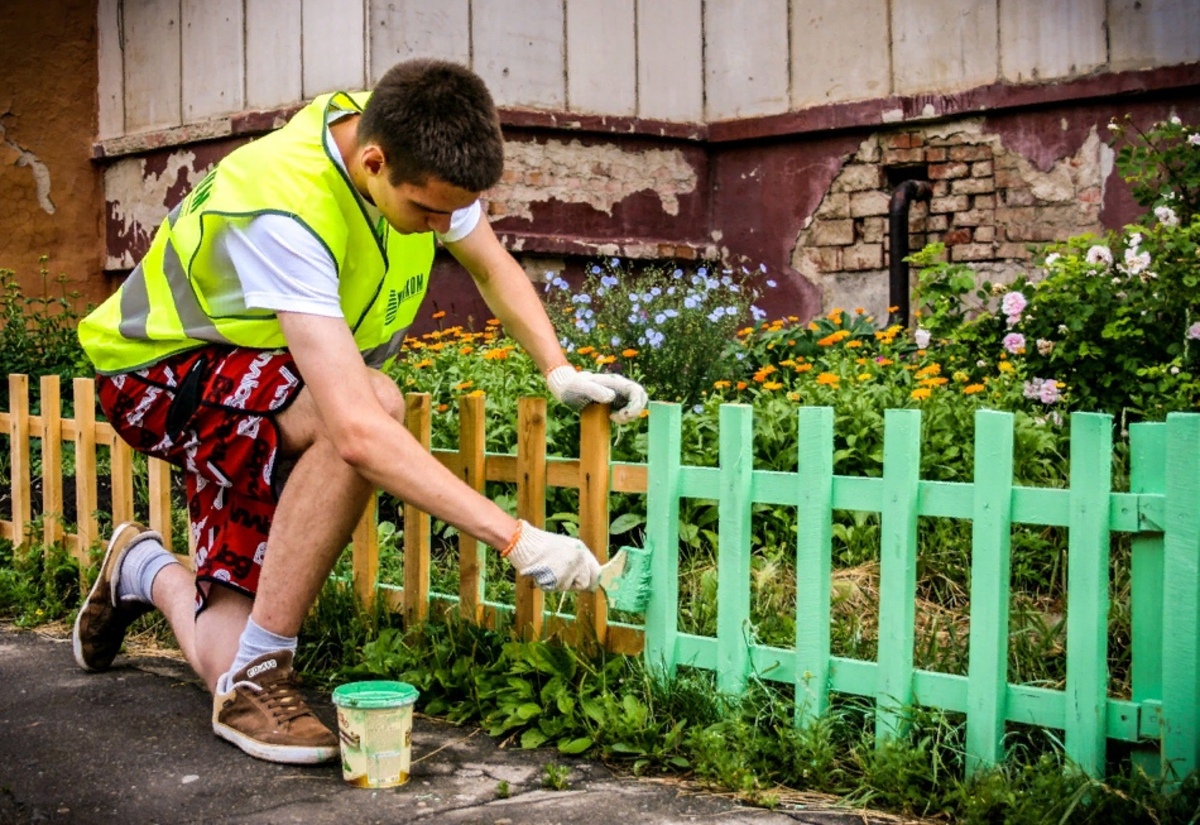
[0,626,911,825]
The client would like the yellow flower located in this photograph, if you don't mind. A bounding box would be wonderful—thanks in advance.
[816,372,839,385]
[454,380,473,391]
[857,373,873,381]
[483,347,513,361]
[911,388,932,400]
[413,358,434,369]
[596,355,616,365]
[914,363,942,378]
[713,380,731,389]
[622,348,639,358]
[468,389,485,397]
[997,361,1015,374]
[817,330,851,347]
[952,371,970,383]
[919,376,949,387]
[787,391,801,401]
[577,346,595,355]
[845,339,863,349]
[963,384,985,394]
[762,381,783,391]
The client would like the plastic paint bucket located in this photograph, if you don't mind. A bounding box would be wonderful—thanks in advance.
[331,681,420,788]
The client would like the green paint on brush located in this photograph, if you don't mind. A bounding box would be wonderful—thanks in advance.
[597,545,653,613]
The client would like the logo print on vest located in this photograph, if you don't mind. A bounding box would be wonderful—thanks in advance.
[384,273,426,325]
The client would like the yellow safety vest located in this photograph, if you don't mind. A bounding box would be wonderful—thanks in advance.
[79,91,434,374]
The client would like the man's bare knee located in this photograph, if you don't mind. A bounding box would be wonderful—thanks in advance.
[368,370,406,422]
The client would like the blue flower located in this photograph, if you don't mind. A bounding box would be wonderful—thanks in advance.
[611,336,621,347]
[655,312,667,324]
[610,257,621,267]
[672,268,684,279]
[692,404,704,414]
[707,308,725,322]
[750,305,767,321]
[650,287,662,297]
[663,308,678,319]
[590,265,602,274]
[571,293,592,304]
[698,266,708,277]
[646,329,665,348]
[601,275,619,288]
[667,286,677,296]
[766,279,777,288]
[684,295,700,309]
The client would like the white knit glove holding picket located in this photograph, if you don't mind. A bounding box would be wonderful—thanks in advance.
[545,365,648,424]
[503,519,600,592]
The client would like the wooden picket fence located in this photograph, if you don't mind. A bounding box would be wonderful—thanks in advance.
[3,373,1198,782]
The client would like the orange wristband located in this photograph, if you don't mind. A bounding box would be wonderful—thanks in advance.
[500,520,523,558]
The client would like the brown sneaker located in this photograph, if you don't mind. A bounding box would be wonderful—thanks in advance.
[72,522,161,672]
[212,650,338,764]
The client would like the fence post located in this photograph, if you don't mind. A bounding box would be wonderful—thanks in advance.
[403,393,432,627]
[876,407,921,743]
[147,459,173,552]
[643,402,682,680]
[40,376,64,550]
[352,494,378,612]
[1064,412,1114,778]
[8,375,31,552]
[795,406,834,725]
[576,404,612,649]
[1129,422,1166,777]
[965,409,1015,775]
[110,435,135,527]
[72,378,99,569]
[717,404,753,696]
[458,393,487,623]
[1162,413,1200,781]
[515,397,547,640]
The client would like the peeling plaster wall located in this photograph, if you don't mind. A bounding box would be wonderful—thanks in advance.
[0,0,104,305]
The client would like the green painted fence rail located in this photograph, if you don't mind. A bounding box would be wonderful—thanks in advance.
[638,402,1199,783]
[3,374,1198,783]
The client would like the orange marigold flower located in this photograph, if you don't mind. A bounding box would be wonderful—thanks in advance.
[432,310,447,319]
[596,355,617,365]
[911,388,932,400]
[808,322,820,331]
[430,342,445,351]
[914,363,942,378]
[888,305,900,313]
[877,357,894,366]
[736,381,749,391]
[577,346,595,355]
[468,389,485,397]
[413,358,434,369]
[459,346,473,355]
[963,384,985,394]
[486,318,501,326]
[787,391,800,401]
[454,380,473,391]
[855,307,865,314]
[437,403,450,412]
[846,339,863,349]
[816,372,839,385]
[713,380,731,389]
[919,376,949,387]
[622,348,639,358]
[482,347,513,361]
[795,363,813,373]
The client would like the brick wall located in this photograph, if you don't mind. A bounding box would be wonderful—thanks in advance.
[793,119,1109,317]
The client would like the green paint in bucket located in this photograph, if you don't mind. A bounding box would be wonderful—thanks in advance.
[332,681,420,788]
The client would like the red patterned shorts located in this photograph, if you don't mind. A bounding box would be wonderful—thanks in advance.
[97,346,304,611]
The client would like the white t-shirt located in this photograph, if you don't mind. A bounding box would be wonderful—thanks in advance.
[216,112,481,319]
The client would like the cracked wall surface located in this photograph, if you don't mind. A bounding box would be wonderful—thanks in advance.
[0,0,104,305]
[792,119,1113,319]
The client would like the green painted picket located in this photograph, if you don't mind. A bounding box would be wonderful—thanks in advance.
[637,401,1200,782]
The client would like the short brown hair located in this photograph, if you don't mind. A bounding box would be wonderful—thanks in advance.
[359,59,505,192]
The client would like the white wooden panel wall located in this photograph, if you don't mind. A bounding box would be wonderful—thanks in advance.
[97,0,124,138]
[1000,0,1106,83]
[637,0,703,122]
[892,1,1000,96]
[1109,0,1200,71]
[301,0,365,98]
[791,0,890,108]
[99,0,1200,138]
[473,0,565,110]
[122,0,182,132]
[567,0,636,116]
[705,0,790,121]
[246,0,303,109]
[182,0,244,121]
[368,0,471,85]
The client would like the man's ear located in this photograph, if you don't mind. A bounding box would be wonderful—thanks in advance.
[360,144,386,177]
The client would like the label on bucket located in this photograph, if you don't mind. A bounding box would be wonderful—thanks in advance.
[332,681,419,789]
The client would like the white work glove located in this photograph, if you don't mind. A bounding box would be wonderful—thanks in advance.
[545,365,648,424]
[504,519,600,592]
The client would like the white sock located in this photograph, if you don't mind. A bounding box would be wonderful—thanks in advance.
[115,538,179,605]
[217,616,297,693]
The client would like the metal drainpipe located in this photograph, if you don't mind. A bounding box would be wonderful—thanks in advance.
[887,180,933,328]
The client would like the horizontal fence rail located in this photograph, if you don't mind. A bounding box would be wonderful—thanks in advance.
[3,375,1198,781]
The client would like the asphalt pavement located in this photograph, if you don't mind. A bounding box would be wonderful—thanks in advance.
[0,625,912,825]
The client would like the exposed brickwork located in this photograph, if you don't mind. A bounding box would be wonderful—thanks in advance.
[791,119,1110,316]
